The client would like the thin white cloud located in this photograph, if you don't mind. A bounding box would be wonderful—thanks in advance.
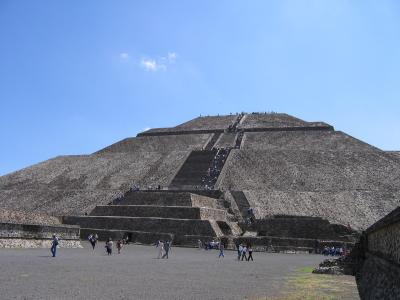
[140,52,178,72]
[119,52,130,60]
[168,52,177,63]
[140,59,166,72]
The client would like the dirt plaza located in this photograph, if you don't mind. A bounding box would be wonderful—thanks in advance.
[0,242,359,300]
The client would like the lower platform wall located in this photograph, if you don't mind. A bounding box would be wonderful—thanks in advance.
[0,238,82,248]
[0,222,80,240]
[0,222,81,248]
[80,228,173,244]
[355,207,400,300]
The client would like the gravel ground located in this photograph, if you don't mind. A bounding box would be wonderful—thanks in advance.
[0,243,348,300]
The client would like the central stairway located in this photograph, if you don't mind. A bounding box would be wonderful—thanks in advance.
[169,150,217,189]
[62,190,233,247]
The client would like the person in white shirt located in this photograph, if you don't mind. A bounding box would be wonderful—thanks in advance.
[157,240,164,259]
[238,244,243,260]
[105,238,113,255]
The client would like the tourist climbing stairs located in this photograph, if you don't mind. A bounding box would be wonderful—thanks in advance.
[169,150,217,189]
[204,132,222,150]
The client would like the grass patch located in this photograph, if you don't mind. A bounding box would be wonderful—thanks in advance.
[297,266,314,273]
[269,269,359,300]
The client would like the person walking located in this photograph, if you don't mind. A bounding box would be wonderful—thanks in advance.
[50,234,59,257]
[116,239,122,254]
[157,240,164,259]
[247,245,254,261]
[241,245,248,261]
[105,238,113,255]
[89,233,97,251]
[237,243,243,260]
[162,240,170,259]
[218,242,225,258]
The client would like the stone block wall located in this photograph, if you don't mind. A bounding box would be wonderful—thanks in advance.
[62,216,217,236]
[356,206,400,300]
[90,205,226,221]
[80,228,173,244]
[190,193,221,209]
[247,216,355,241]
[0,222,81,248]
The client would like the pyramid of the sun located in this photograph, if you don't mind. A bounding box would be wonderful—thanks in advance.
[1,113,399,230]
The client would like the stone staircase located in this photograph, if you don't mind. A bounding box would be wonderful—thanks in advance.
[204,132,222,150]
[231,191,251,220]
[62,190,233,247]
[169,150,217,189]
[200,148,231,189]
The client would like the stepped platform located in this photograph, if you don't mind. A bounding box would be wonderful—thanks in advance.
[62,189,230,245]
[90,205,227,220]
[62,216,222,237]
[245,216,357,242]
[114,191,222,209]
[2,112,399,251]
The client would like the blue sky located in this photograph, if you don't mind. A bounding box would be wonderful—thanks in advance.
[1,1,400,175]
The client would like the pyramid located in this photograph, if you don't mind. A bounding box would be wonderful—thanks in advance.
[1,113,399,248]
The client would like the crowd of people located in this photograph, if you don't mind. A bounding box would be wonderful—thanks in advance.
[236,243,254,261]
[198,239,221,250]
[201,148,230,189]
[86,234,130,256]
[321,246,346,256]
[50,234,352,263]
[195,239,254,261]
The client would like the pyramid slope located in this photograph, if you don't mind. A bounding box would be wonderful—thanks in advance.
[0,151,191,215]
[218,149,400,192]
[0,112,399,231]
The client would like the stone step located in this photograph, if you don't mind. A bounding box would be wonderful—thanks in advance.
[173,234,219,247]
[90,205,227,220]
[62,216,218,236]
[247,217,357,241]
[80,228,173,244]
[115,191,220,209]
[170,150,216,187]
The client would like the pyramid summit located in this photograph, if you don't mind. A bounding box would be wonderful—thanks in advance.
[1,112,399,247]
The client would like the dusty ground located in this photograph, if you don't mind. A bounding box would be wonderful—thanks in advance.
[0,243,359,299]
